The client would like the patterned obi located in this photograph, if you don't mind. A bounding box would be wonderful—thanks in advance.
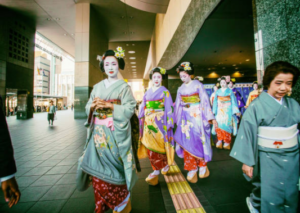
[218,96,231,102]
[145,99,164,111]
[181,93,200,108]
[250,94,258,101]
[96,99,120,119]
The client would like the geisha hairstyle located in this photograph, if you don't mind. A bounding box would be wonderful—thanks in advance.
[263,61,300,89]
[176,62,194,75]
[99,50,125,72]
[219,76,226,82]
[214,82,221,89]
[149,67,167,79]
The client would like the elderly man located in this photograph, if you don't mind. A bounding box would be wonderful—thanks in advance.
[0,96,21,207]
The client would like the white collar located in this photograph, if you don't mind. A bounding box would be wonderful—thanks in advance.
[104,79,120,88]
[152,86,161,93]
[267,93,283,105]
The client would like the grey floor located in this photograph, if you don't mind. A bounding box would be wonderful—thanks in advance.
[0,110,254,213]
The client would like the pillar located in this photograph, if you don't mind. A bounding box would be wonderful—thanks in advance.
[74,3,108,119]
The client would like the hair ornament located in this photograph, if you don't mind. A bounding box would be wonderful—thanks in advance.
[159,67,166,75]
[114,46,125,59]
[231,78,236,83]
[217,78,221,81]
[216,83,220,87]
[194,76,204,81]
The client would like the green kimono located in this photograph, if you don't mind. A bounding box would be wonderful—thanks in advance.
[81,80,138,191]
[230,92,300,213]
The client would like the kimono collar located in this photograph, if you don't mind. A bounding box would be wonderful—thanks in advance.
[266,93,283,105]
[258,92,285,109]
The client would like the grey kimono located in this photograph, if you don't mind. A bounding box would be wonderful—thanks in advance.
[230,92,300,213]
[81,80,138,191]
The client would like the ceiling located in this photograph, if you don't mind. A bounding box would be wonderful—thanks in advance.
[109,41,150,79]
[120,0,170,14]
[0,0,156,74]
[168,0,256,82]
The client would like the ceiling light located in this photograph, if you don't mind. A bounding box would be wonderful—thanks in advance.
[233,64,236,66]
[130,62,136,64]
[235,67,239,69]
[126,44,129,46]
[71,33,74,36]
[246,59,250,61]
[132,44,135,46]
[131,66,136,68]
[129,57,136,60]
[132,69,136,71]
[128,51,135,54]
[222,67,226,69]
[63,34,67,36]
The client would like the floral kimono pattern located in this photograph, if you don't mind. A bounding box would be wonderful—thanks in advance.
[174,80,215,162]
[212,88,240,143]
[138,86,175,167]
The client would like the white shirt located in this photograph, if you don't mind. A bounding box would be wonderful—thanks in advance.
[0,174,15,182]
[267,93,283,105]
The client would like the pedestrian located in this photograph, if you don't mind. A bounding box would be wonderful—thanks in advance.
[0,96,21,208]
[71,104,73,111]
[47,100,56,126]
[230,61,300,213]
[81,48,138,213]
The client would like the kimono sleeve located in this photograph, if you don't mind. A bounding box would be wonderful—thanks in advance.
[212,90,218,115]
[230,105,259,167]
[174,88,182,124]
[198,83,214,121]
[85,86,96,116]
[163,90,174,130]
[230,90,240,115]
[138,93,147,138]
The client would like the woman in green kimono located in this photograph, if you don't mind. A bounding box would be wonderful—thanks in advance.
[81,47,137,213]
[230,61,300,213]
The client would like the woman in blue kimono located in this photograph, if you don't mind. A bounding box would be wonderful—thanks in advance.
[230,61,300,213]
[228,79,245,115]
[212,77,240,150]
[82,47,137,213]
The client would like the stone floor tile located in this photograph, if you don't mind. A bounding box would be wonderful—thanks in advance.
[19,186,52,202]
[16,176,40,187]
[31,175,63,186]
[46,165,73,175]
[59,197,95,213]
[55,174,77,185]
[27,200,67,213]
[0,202,35,213]
[40,184,76,201]
[23,166,53,176]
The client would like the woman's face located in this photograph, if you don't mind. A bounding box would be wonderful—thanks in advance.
[268,72,293,100]
[213,86,218,92]
[220,80,227,88]
[152,72,162,87]
[228,81,234,89]
[253,83,258,90]
[180,72,191,84]
[104,56,119,78]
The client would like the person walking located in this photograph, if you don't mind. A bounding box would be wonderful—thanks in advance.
[47,100,56,126]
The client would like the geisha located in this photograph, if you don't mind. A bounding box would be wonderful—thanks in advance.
[174,62,216,183]
[230,61,300,213]
[245,81,259,108]
[210,83,220,106]
[82,47,137,213]
[212,77,240,150]
[138,67,174,186]
[228,79,246,115]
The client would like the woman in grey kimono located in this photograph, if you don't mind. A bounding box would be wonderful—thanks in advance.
[81,48,137,213]
[230,61,300,213]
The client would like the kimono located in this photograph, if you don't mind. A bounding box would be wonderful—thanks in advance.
[230,92,300,213]
[246,90,259,107]
[210,92,216,107]
[82,79,138,213]
[174,80,215,164]
[232,88,245,114]
[212,88,240,143]
[138,86,175,169]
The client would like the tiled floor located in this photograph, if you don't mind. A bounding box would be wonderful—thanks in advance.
[1,111,252,213]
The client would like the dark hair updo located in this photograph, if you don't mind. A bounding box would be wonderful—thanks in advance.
[99,50,125,72]
[219,77,226,82]
[149,67,167,79]
[263,61,300,89]
[176,62,194,76]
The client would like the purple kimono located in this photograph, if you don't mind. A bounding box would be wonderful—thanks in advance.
[174,80,215,162]
[232,88,245,114]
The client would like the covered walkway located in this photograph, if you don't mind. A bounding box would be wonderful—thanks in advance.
[1,111,252,213]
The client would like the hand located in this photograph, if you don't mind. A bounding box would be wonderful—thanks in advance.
[90,97,101,111]
[236,113,241,117]
[242,164,253,178]
[1,177,21,208]
[96,100,114,110]
[212,119,218,129]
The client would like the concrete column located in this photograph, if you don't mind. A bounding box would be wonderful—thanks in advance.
[74,3,108,119]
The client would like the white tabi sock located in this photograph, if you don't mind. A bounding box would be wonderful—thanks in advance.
[151,170,160,176]
[188,169,198,178]
[162,165,169,172]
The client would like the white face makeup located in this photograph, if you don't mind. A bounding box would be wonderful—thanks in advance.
[152,72,162,87]
[253,84,258,90]
[220,80,227,88]
[180,72,191,84]
[228,81,234,89]
[104,56,119,79]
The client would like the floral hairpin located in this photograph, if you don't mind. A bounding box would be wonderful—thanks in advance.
[231,78,236,82]
[181,62,191,71]
[216,83,220,87]
[195,76,204,81]
[114,46,125,58]
[159,67,166,75]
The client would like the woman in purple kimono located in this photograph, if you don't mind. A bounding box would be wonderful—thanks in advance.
[174,62,217,183]
[138,67,175,186]
[228,80,245,115]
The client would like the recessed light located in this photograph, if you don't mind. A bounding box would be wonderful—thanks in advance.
[246,59,250,61]
[126,44,129,46]
[131,66,136,68]
[233,64,236,66]
[132,44,135,46]
[128,51,135,54]
[63,34,67,36]
[130,62,136,64]
[71,33,74,36]
[235,67,238,69]
[129,57,136,60]
[132,69,136,71]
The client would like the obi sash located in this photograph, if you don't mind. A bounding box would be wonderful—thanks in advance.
[257,124,299,149]
[217,95,231,102]
[145,99,164,112]
[181,93,200,108]
[96,99,120,119]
